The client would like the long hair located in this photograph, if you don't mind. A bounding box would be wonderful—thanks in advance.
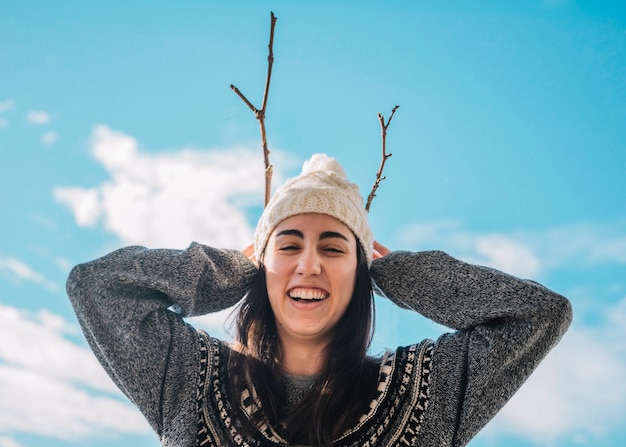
[229,241,378,446]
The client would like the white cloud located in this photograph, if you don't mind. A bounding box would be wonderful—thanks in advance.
[41,130,57,145]
[397,219,626,278]
[0,436,24,447]
[0,99,14,113]
[0,305,116,394]
[470,234,541,278]
[0,255,59,292]
[396,220,542,277]
[0,117,8,129]
[27,110,50,124]
[481,296,626,445]
[54,256,74,273]
[0,305,151,440]
[54,125,294,249]
[0,365,150,439]
[54,187,102,227]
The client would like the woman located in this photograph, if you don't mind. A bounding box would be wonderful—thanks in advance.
[67,154,572,447]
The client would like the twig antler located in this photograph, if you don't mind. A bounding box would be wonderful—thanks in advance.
[230,11,278,207]
[365,105,399,212]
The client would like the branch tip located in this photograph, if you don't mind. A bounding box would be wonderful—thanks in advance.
[365,106,400,212]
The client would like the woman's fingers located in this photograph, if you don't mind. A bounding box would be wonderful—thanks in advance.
[242,244,256,262]
[373,241,391,259]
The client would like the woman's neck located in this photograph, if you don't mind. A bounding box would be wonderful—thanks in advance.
[279,338,327,376]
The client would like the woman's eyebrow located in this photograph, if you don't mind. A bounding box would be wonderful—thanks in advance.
[319,231,349,242]
[275,229,349,242]
[275,229,304,238]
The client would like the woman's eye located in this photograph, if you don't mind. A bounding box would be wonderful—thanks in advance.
[279,245,299,251]
[323,247,344,254]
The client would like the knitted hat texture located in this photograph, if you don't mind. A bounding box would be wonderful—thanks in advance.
[254,153,374,265]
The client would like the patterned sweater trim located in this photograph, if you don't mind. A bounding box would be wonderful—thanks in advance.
[196,331,434,447]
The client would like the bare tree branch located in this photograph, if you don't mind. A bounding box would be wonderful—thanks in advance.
[365,105,399,212]
[230,11,278,207]
[229,85,257,114]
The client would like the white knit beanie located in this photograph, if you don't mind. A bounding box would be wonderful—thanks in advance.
[254,153,374,265]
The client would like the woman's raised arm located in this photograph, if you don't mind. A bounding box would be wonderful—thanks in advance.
[66,242,257,439]
[370,250,572,446]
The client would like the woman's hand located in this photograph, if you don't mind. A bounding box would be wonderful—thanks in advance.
[373,241,391,260]
[242,244,256,262]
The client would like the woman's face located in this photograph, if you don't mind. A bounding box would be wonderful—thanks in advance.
[263,213,358,346]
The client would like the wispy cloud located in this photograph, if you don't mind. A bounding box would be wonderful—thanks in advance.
[41,130,57,145]
[0,99,15,129]
[54,125,295,249]
[0,305,151,440]
[0,255,59,292]
[397,219,626,278]
[396,220,543,277]
[0,99,15,113]
[26,110,50,125]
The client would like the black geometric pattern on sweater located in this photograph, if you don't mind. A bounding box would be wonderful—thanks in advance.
[196,331,433,447]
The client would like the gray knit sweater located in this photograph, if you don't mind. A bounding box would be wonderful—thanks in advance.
[66,243,571,447]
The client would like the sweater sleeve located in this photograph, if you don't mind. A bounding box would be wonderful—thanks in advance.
[369,250,572,447]
[66,242,258,441]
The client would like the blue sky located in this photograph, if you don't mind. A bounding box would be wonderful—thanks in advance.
[1,1,625,446]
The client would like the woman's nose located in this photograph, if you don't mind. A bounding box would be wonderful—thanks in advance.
[295,248,322,276]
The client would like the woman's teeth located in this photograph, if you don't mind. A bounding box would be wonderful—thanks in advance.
[288,287,328,301]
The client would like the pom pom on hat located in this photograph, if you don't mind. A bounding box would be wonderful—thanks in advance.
[254,153,374,265]
[302,153,347,177]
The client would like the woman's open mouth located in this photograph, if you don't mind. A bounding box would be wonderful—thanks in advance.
[288,287,328,302]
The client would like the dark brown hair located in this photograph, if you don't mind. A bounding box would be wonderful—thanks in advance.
[229,241,378,446]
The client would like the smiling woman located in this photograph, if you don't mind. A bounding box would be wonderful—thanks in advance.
[66,153,572,447]
[265,215,358,353]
